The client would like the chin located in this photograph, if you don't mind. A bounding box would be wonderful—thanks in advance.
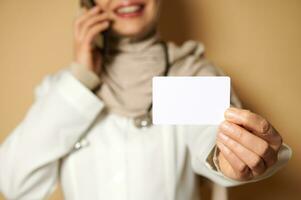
[111,23,154,39]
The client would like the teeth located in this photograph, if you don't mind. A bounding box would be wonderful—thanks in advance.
[117,5,142,14]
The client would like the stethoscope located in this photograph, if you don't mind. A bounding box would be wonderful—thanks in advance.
[73,40,170,152]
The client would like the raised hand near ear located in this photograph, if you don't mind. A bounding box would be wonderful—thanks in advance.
[73,5,110,75]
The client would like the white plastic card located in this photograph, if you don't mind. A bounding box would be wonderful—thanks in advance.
[152,76,231,125]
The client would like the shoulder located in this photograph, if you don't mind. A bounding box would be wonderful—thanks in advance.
[165,40,243,108]
[34,67,70,99]
[166,40,205,64]
[165,40,222,76]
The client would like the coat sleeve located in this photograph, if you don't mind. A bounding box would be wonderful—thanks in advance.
[186,62,292,187]
[0,67,105,199]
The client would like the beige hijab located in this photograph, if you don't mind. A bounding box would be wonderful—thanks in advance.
[91,27,240,118]
[97,29,166,117]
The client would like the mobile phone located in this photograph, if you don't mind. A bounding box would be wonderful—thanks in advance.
[80,0,108,50]
[81,0,96,8]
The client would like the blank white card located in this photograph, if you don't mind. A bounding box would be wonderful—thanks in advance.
[152,76,231,125]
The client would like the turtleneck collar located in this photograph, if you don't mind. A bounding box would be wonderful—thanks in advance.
[105,27,162,53]
[97,27,167,118]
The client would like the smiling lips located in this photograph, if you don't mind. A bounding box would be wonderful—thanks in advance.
[114,2,145,18]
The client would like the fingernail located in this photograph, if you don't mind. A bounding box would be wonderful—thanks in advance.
[225,108,237,120]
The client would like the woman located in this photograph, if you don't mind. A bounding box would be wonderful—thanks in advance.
[0,0,292,199]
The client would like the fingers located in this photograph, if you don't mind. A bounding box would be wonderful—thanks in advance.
[225,107,270,135]
[79,12,109,41]
[74,5,110,50]
[72,5,108,75]
[217,108,282,179]
[217,132,268,176]
[224,107,282,151]
[216,141,253,180]
[75,6,102,32]
[219,121,278,168]
[84,22,110,48]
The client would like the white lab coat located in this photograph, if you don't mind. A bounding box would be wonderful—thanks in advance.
[0,68,292,200]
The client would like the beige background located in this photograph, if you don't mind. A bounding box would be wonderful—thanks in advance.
[0,0,300,199]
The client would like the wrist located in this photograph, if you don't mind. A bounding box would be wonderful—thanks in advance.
[69,61,102,91]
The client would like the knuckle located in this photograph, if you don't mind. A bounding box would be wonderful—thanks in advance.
[226,137,234,147]
[94,23,104,29]
[237,163,248,173]
[242,110,252,124]
[220,121,230,130]
[267,148,278,164]
[219,121,228,132]
[219,143,229,155]
[260,141,270,157]
[275,135,283,150]
[236,127,244,141]
[74,18,82,28]
[223,147,231,156]
[260,119,270,134]
[99,23,107,29]
[237,168,252,180]
[250,156,263,170]
[242,108,250,113]
[74,37,82,45]
[217,132,223,139]
[231,145,242,155]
